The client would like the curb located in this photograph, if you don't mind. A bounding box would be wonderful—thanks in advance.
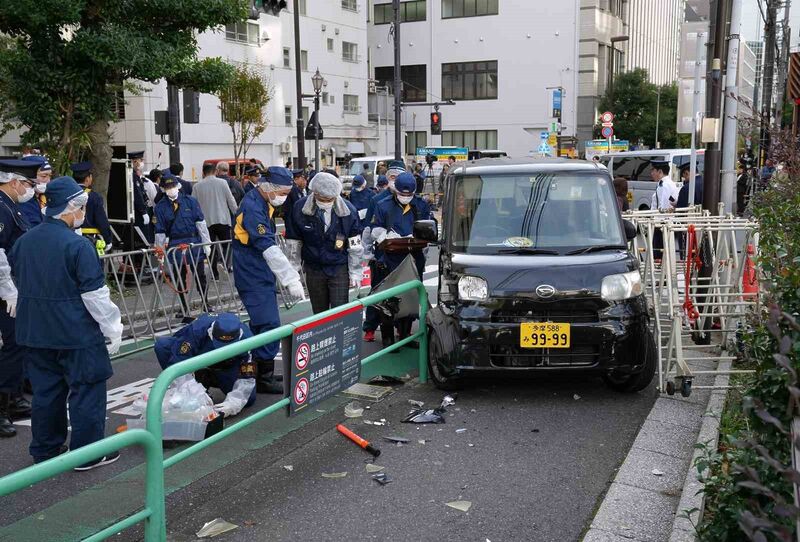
[582,354,731,542]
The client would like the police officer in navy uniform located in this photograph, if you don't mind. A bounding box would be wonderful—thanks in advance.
[285,172,363,314]
[154,172,213,319]
[347,174,375,219]
[154,312,256,417]
[232,167,305,393]
[283,169,308,238]
[128,151,150,231]
[370,171,432,344]
[11,176,123,467]
[19,156,52,227]
[168,163,193,196]
[242,166,261,194]
[0,160,35,437]
[71,161,114,252]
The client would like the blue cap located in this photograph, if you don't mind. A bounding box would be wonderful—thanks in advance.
[266,166,293,187]
[127,150,144,159]
[21,155,51,172]
[210,313,244,349]
[44,176,85,216]
[376,175,388,187]
[244,166,260,176]
[0,159,39,180]
[394,172,416,195]
[160,172,179,187]
[387,159,405,171]
[70,161,92,174]
[292,169,305,177]
[352,175,366,187]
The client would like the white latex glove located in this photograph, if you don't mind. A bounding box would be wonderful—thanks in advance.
[386,230,402,240]
[203,245,212,258]
[287,280,306,302]
[142,214,150,225]
[155,233,167,248]
[371,227,387,245]
[349,274,362,288]
[4,296,16,318]
[107,335,122,355]
[105,243,112,253]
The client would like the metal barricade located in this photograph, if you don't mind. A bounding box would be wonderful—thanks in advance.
[626,206,759,396]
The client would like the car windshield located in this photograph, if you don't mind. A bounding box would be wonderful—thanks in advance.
[349,161,374,176]
[448,173,625,254]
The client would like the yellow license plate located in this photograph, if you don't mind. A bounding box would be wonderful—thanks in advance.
[520,323,571,348]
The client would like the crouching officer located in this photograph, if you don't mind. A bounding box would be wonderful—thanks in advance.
[232,166,305,393]
[71,161,113,254]
[154,312,256,417]
[371,172,432,343]
[286,172,363,314]
[12,176,123,468]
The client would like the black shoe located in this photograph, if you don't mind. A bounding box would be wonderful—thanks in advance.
[23,379,32,395]
[0,394,16,438]
[256,359,283,394]
[34,445,68,464]
[74,451,121,471]
[10,395,31,418]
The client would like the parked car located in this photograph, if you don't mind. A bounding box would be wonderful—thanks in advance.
[597,149,705,210]
[468,149,508,160]
[202,158,265,179]
[426,157,655,392]
[341,155,394,192]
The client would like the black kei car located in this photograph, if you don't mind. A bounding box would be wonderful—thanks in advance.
[424,158,655,392]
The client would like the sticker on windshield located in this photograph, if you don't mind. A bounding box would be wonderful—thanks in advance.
[503,237,534,248]
[570,186,583,198]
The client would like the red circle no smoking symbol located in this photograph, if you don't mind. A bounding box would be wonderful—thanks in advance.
[295,343,310,371]
[294,378,309,405]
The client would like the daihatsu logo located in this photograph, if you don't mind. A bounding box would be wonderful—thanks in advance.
[536,285,556,298]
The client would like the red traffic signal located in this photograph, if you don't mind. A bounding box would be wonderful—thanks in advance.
[431,112,442,135]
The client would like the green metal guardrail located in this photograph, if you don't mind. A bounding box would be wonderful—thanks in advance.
[0,279,429,541]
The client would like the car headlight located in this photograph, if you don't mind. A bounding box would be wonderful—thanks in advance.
[458,275,488,301]
[601,271,643,301]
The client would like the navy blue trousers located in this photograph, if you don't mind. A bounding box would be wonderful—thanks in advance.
[0,305,24,393]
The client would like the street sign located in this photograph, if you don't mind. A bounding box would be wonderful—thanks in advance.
[539,131,549,140]
[538,142,553,156]
[601,126,614,139]
[284,305,363,416]
[552,89,562,118]
[416,146,468,161]
[600,111,614,123]
[547,133,558,146]
[549,122,559,133]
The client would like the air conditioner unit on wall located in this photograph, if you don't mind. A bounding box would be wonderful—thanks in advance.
[280,142,292,153]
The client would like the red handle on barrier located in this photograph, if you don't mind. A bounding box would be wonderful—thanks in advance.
[336,424,381,457]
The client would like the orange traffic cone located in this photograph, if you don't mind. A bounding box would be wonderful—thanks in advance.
[742,244,758,297]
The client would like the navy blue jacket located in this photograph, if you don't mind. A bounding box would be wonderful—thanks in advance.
[372,194,431,271]
[677,175,704,208]
[348,187,375,212]
[0,192,29,256]
[364,189,392,226]
[82,188,113,244]
[19,194,44,228]
[154,192,204,246]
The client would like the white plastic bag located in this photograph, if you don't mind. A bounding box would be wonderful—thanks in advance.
[214,378,255,418]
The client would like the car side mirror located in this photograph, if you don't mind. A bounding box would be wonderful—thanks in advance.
[623,219,637,242]
[413,220,438,243]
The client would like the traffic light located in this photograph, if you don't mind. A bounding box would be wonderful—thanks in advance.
[430,112,442,135]
[251,0,287,18]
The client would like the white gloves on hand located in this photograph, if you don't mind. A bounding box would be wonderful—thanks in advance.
[203,245,212,259]
[4,296,16,318]
[286,280,306,302]
[107,335,122,355]
[142,214,150,225]
[371,227,387,245]
[386,231,402,240]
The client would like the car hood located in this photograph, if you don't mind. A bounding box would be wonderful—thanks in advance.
[448,251,636,296]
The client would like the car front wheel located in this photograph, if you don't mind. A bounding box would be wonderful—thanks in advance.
[603,329,657,393]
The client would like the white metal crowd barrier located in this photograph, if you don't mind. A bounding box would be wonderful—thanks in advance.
[626,205,759,397]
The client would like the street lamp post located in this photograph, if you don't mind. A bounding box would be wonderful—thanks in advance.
[311,68,325,172]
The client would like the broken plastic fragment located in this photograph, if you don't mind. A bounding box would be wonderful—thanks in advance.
[368,375,405,385]
[651,468,664,476]
[573,394,581,400]
[446,500,472,512]
[344,401,364,418]
[408,399,425,408]
[440,394,457,408]
[418,439,427,445]
[383,436,410,443]
[372,472,393,485]
[456,428,467,434]
[403,408,446,424]
[366,463,385,473]
[196,518,238,538]
[321,472,348,479]
[283,465,293,471]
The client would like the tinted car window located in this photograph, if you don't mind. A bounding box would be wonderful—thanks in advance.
[612,156,664,181]
[349,161,375,176]
[672,155,705,174]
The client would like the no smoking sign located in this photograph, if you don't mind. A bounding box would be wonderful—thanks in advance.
[295,343,310,371]
[294,378,309,405]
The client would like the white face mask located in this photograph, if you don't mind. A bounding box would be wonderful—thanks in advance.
[388,180,396,191]
[165,187,180,200]
[35,183,47,194]
[397,195,413,205]
[17,185,34,203]
[355,184,366,192]
[269,194,287,207]
[316,199,334,211]
[72,208,85,228]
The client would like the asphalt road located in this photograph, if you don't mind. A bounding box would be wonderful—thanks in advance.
[0,250,658,542]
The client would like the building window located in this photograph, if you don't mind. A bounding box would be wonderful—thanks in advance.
[601,0,624,17]
[342,0,358,11]
[342,41,359,63]
[442,0,497,19]
[330,95,336,104]
[343,94,360,114]
[302,106,310,125]
[405,131,427,154]
[322,91,329,105]
[298,0,306,15]
[111,90,126,120]
[327,38,335,51]
[300,50,308,71]
[374,64,426,102]
[374,1,427,24]
[442,60,498,100]
[225,21,260,45]
[284,106,292,126]
[283,47,291,68]
[442,130,498,149]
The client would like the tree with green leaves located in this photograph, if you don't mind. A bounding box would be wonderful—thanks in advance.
[218,66,273,178]
[595,68,684,149]
[0,0,248,198]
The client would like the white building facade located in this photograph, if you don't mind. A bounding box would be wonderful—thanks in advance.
[366,0,580,159]
[626,0,684,85]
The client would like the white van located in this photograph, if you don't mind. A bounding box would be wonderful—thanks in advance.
[341,155,395,191]
[598,149,705,210]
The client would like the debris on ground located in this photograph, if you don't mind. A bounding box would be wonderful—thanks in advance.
[343,383,394,401]
[368,375,405,386]
[651,468,664,477]
[337,424,381,457]
[403,394,457,424]
[196,518,238,538]
[408,399,425,408]
[282,465,293,471]
[573,394,581,400]
[418,439,427,445]
[446,500,472,512]
[344,401,364,418]
[321,472,348,479]
[372,472,393,485]
[441,394,457,408]
[456,428,467,434]
[382,436,410,443]
[365,464,385,473]
[364,420,386,426]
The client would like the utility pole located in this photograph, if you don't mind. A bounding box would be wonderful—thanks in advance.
[293,0,306,169]
[721,0,742,213]
[703,0,727,214]
[759,0,778,166]
[392,0,402,160]
[774,0,792,129]
[167,83,181,164]
[689,32,705,206]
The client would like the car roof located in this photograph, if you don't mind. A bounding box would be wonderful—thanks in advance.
[449,157,607,176]
[350,155,394,162]
[599,149,705,157]
[203,158,264,164]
